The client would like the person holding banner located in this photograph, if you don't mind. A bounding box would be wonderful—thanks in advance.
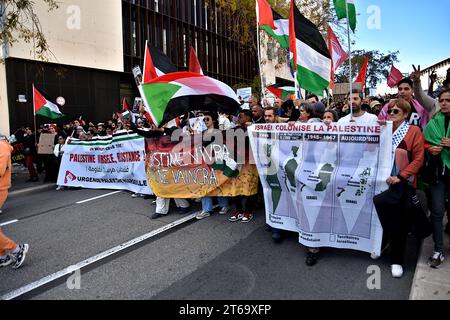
[338,90,378,125]
[373,99,425,278]
[196,111,230,220]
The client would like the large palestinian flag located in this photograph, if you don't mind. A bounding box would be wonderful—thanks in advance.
[289,0,331,96]
[143,41,178,83]
[266,83,296,100]
[33,85,64,119]
[257,0,289,49]
[139,72,240,127]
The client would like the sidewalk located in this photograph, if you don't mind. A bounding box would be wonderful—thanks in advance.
[410,221,450,300]
[9,163,55,195]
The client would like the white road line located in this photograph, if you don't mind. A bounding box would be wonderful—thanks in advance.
[75,191,122,204]
[0,220,19,227]
[1,212,197,300]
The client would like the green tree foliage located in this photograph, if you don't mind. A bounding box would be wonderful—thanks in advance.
[335,50,400,90]
[0,0,59,62]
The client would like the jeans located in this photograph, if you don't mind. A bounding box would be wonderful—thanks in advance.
[201,197,228,213]
[429,179,450,252]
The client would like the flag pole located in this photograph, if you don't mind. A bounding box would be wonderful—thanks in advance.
[345,0,353,119]
[255,10,266,103]
[32,84,37,145]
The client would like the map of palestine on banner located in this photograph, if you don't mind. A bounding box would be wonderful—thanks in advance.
[248,122,393,255]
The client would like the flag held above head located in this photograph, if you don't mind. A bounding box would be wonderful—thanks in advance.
[138,71,240,127]
[355,57,369,91]
[256,0,276,29]
[266,84,296,100]
[289,0,331,96]
[387,65,404,88]
[328,26,349,89]
[142,40,178,84]
[257,0,289,49]
[33,85,64,120]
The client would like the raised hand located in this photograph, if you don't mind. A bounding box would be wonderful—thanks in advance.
[410,64,421,82]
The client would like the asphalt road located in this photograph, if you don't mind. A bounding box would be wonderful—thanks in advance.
[0,186,419,300]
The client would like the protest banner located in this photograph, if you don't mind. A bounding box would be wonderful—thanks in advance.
[57,131,152,194]
[145,130,259,198]
[248,122,393,255]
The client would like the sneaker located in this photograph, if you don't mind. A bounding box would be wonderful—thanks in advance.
[228,211,243,222]
[391,264,403,278]
[131,193,140,198]
[218,206,230,215]
[0,255,13,267]
[196,211,211,220]
[56,186,62,191]
[10,244,29,269]
[428,251,445,269]
[241,212,253,223]
[305,251,318,266]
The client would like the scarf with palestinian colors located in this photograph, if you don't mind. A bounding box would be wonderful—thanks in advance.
[423,112,450,170]
[391,121,409,168]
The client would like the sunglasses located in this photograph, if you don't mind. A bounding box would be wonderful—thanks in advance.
[203,117,212,122]
[387,108,402,115]
[300,109,306,112]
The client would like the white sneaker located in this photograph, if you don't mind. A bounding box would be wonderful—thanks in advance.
[56,186,62,191]
[218,206,230,215]
[196,211,211,220]
[391,264,403,278]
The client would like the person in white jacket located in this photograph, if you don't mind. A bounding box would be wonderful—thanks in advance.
[53,136,65,191]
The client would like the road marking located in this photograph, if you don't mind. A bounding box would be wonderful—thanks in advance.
[0,220,19,227]
[75,191,122,204]
[1,212,197,300]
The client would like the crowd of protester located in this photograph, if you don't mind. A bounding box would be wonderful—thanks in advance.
[4,70,450,276]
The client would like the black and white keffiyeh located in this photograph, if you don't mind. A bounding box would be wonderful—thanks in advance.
[391,121,409,162]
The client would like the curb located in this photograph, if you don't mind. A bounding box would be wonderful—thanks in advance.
[8,183,55,197]
[409,220,450,300]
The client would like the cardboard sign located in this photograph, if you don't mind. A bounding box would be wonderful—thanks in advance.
[38,133,56,154]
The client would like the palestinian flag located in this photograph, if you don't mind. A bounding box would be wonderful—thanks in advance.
[289,0,331,96]
[257,0,289,49]
[139,72,240,127]
[266,83,296,100]
[33,85,64,119]
[143,41,178,83]
[333,0,357,33]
